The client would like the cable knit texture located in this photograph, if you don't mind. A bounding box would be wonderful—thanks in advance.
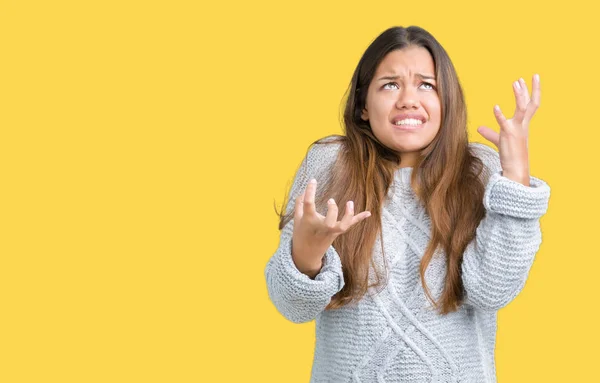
[265,137,551,383]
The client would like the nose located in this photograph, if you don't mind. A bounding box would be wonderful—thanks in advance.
[396,87,419,109]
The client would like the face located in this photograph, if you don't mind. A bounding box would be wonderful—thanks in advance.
[361,46,441,168]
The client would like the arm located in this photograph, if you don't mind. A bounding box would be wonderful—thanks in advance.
[461,143,551,311]
[264,138,345,323]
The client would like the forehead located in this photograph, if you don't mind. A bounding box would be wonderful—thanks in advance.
[375,46,435,76]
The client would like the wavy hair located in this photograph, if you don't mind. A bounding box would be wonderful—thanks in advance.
[277,26,487,315]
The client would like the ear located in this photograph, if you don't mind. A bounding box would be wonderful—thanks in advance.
[361,107,369,121]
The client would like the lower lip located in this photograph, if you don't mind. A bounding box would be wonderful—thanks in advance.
[391,122,424,131]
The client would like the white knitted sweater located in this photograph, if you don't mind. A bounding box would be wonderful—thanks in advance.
[265,137,551,383]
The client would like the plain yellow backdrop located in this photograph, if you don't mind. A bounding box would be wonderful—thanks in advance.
[1,0,597,381]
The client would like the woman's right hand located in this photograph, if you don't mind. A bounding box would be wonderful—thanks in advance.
[291,178,372,279]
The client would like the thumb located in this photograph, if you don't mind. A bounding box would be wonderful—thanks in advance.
[477,126,500,148]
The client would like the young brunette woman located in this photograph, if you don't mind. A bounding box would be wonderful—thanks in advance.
[265,26,550,383]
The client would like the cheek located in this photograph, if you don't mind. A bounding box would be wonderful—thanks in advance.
[425,99,442,121]
[371,97,395,118]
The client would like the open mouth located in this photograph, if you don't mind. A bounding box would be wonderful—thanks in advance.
[391,118,424,131]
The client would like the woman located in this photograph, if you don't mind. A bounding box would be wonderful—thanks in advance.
[264,25,550,383]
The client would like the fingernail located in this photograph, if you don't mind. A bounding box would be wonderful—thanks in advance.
[328,198,335,204]
[514,80,520,89]
[349,201,354,209]
[494,105,500,112]
[365,212,371,217]
[534,73,540,81]
[309,179,316,184]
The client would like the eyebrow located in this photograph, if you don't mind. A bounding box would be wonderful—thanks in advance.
[377,74,436,81]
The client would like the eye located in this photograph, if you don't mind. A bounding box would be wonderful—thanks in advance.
[420,82,436,90]
[382,82,436,90]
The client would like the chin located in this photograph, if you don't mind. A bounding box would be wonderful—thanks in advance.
[388,141,429,153]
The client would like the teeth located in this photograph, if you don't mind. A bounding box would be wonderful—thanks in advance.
[394,118,423,126]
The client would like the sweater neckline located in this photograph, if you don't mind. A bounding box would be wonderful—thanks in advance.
[396,167,413,184]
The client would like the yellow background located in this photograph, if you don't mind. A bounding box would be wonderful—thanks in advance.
[1,0,597,381]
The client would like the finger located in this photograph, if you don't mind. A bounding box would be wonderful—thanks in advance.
[350,210,372,226]
[476,126,500,148]
[324,198,339,228]
[294,190,306,220]
[493,105,510,131]
[519,77,531,104]
[524,74,541,123]
[513,79,528,123]
[303,179,317,216]
[338,200,354,232]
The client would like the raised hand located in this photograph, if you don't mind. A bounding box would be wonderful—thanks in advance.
[291,178,371,278]
[477,74,541,186]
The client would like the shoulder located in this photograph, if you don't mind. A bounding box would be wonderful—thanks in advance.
[309,134,344,156]
[468,141,498,160]
[303,134,344,174]
[468,142,502,176]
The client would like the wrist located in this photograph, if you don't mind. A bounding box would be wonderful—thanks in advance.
[291,240,327,278]
[502,169,530,186]
[293,254,325,279]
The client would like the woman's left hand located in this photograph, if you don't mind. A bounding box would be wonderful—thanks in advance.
[477,74,541,187]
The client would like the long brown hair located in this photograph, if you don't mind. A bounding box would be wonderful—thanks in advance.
[277,26,487,315]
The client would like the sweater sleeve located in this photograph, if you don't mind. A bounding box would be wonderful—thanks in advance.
[264,137,345,323]
[461,143,551,311]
